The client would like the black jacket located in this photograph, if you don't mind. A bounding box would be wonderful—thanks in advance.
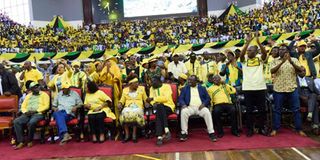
[0,71,22,98]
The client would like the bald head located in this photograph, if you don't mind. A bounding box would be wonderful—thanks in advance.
[23,61,32,70]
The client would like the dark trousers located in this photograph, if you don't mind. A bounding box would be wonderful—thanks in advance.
[300,88,319,125]
[213,104,238,134]
[155,104,173,136]
[244,90,267,131]
[13,114,44,143]
[88,112,106,137]
[273,89,302,131]
[53,110,73,139]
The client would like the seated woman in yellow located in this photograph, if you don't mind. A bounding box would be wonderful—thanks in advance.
[118,77,147,143]
[84,80,115,143]
[47,60,72,98]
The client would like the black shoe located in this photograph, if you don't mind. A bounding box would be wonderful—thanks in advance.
[259,128,270,137]
[209,133,217,142]
[122,137,130,143]
[217,133,224,138]
[246,130,253,137]
[132,137,138,143]
[180,134,188,142]
[232,131,240,137]
[164,132,171,141]
[156,138,163,146]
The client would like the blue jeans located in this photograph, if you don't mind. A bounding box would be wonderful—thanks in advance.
[273,89,302,131]
[53,110,72,139]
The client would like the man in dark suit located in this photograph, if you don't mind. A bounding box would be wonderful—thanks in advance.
[0,64,22,98]
[297,67,319,133]
[289,35,320,79]
[179,75,217,142]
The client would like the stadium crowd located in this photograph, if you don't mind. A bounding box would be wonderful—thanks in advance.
[0,0,319,53]
[0,0,320,150]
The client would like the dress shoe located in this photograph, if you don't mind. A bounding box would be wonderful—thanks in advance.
[270,130,277,136]
[209,133,217,142]
[217,133,224,138]
[14,143,24,150]
[132,137,138,143]
[246,130,253,137]
[122,137,130,143]
[27,142,33,148]
[164,132,171,141]
[60,133,72,145]
[232,131,240,137]
[156,138,163,146]
[298,131,307,137]
[259,128,270,137]
[180,134,188,142]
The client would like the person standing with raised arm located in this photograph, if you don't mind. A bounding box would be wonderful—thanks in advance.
[240,32,269,137]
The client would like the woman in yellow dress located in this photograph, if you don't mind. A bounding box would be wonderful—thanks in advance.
[84,80,115,143]
[118,77,147,143]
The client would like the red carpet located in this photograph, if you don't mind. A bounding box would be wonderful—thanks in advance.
[0,128,319,160]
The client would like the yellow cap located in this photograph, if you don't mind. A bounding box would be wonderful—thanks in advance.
[71,61,81,67]
[141,58,149,65]
[61,83,71,89]
[128,78,139,84]
[179,73,188,80]
[297,41,307,47]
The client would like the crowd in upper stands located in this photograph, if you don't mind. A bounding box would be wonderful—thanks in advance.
[0,0,319,53]
[1,0,320,150]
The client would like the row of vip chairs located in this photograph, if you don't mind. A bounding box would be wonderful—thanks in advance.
[1,83,313,144]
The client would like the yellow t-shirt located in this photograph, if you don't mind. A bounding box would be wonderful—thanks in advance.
[207,84,236,105]
[149,84,175,112]
[21,91,50,114]
[85,90,116,119]
[24,69,43,83]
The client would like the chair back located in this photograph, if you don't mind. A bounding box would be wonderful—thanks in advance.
[98,85,113,102]
[0,95,18,113]
[168,83,178,105]
[70,87,82,99]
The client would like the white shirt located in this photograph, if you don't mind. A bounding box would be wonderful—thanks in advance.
[298,76,308,87]
[241,55,267,91]
[168,61,187,79]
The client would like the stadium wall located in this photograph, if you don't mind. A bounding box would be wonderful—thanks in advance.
[30,0,83,27]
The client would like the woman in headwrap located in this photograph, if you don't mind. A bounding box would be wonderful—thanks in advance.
[118,76,147,143]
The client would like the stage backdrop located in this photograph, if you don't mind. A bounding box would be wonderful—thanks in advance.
[91,0,198,24]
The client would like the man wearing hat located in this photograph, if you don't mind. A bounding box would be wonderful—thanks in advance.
[289,35,320,79]
[71,61,86,90]
[168,53,187,82]
[13,82,50,149]
[185,52,201,78]
[52,82,83,145]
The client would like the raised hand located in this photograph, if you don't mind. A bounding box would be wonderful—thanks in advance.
[294,34,301,41]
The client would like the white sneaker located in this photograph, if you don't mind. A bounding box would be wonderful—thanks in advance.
[307,112,312,122]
